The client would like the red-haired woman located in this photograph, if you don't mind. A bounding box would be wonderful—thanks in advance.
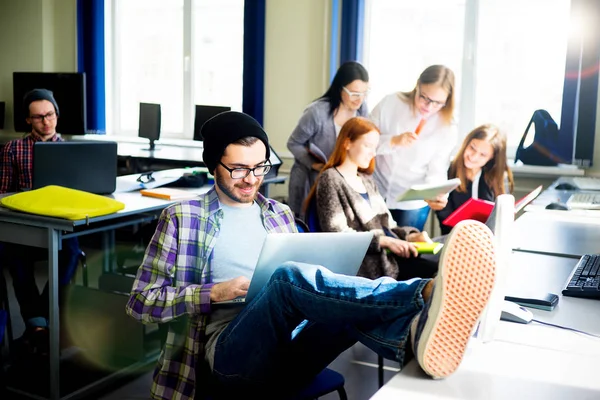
[305,117,438,281]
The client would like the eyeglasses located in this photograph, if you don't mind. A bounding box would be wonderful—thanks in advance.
[418,94,446,108]
[136,171,155,184]
[29,111,57,122]
[342,86,370,99]
[219,161,272,179]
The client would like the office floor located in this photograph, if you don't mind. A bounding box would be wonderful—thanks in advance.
[2,243,399,400]
[93,343,398,400]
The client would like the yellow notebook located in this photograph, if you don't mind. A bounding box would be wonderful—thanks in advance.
[140,188,198,200]
[413,242,444,255]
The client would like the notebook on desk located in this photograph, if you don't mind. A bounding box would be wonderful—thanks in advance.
[213,232,373,305]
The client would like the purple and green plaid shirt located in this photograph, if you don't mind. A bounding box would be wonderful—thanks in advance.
[126,187,297,400]
[0,133,62,193]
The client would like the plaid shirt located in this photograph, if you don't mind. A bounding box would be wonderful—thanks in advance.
[0,133,62,193]
[126,187,297,400]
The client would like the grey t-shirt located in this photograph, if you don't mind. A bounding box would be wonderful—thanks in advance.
[204,201,267,369]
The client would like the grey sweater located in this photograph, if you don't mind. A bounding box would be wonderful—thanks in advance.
[287,99,368,216]
[315,168,418,279]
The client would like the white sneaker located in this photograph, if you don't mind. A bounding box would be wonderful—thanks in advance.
[410,220,496,379]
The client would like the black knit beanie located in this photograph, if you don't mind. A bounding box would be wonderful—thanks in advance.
[23,88,60,117]
[201,111,270,173]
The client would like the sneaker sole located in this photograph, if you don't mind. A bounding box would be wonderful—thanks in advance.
[417,220,496,378]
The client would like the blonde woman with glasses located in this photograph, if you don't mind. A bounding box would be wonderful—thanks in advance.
[287,61,370,218]
[371,65,458,231]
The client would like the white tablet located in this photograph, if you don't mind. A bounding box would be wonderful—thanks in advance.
[396,178,461,202]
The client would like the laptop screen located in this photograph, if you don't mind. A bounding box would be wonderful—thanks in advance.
[33,141,118,194]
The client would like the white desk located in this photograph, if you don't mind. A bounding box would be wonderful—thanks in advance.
[512,212,600,258]
[370,252,600,400]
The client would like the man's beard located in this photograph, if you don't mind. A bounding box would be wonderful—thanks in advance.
[215,169,260,204]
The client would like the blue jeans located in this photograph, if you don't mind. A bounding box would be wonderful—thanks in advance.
[212,263,427,396]
[390,206,431,231]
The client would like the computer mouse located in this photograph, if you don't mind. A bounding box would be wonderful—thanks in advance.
[500,300,533,324]
[555,183,577,191]
[545,202,569,210]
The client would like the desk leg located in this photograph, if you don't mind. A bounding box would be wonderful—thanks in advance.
[102,230,117,273]
[48,229,60,400]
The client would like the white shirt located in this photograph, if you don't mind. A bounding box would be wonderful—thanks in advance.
[371,93,459,210]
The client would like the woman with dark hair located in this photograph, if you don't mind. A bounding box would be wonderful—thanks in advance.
[305,117,438,281]
[371,65,459,231]
[436,124,514,235]
[287,61,370,217]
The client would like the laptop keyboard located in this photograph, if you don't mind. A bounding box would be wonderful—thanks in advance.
[566,193,600,210]
[563,254,600,299]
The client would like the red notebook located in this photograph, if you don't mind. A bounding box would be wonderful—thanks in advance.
[442,185,543,228]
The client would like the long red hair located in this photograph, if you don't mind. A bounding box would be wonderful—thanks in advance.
[303,117,380,214]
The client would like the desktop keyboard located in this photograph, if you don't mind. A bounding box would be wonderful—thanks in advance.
[572,177,600,191]
[563,254,600,299]
[566,193,600,210]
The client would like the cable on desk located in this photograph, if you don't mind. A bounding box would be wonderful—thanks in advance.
[532,319,600,339]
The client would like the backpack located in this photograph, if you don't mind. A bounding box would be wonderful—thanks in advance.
[515,109,567,166]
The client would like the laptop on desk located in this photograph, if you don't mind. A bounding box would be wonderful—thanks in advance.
[33,141,118,194]
[213,231,373,305]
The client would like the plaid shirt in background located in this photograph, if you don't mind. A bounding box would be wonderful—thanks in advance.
[0,133,62,193]
[126,187,297,400]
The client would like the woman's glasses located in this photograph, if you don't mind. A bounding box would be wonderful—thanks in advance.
[342,86,370,100]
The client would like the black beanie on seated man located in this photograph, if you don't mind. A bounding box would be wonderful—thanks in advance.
[23,88,60,117]
[201,111,270,173]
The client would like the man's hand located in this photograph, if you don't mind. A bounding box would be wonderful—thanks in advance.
[210,277,250,302]
[390,132,418,147]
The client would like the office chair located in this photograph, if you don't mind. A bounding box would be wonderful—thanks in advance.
[158,320,348,400]
[304,197,321,233]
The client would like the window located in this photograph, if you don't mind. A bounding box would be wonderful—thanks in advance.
[363,0,466,115]
[107,0,244,139]
[363,0,570,155]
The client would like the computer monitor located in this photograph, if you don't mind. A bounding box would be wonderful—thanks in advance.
[193,105,231,141]
[138,102,161,151]
[13,72,87,135]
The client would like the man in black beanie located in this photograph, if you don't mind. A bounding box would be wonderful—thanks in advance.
[127,111,497,400]
[0,88,82,357]
[201,111,272,206]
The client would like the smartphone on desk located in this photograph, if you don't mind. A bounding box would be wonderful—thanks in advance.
[504,292,559,311]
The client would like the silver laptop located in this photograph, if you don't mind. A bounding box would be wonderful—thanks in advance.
[214,231,373,305]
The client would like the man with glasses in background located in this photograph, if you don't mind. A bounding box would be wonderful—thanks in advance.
[0,89,82,356]
[127,111,497,400]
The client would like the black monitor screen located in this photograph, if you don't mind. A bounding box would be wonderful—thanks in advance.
[13,72,87,135]
[139,102,161,141]
[193,105,231,141]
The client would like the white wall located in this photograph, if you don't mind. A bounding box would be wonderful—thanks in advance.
[264,0,332,155]
[0,0,77,132]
